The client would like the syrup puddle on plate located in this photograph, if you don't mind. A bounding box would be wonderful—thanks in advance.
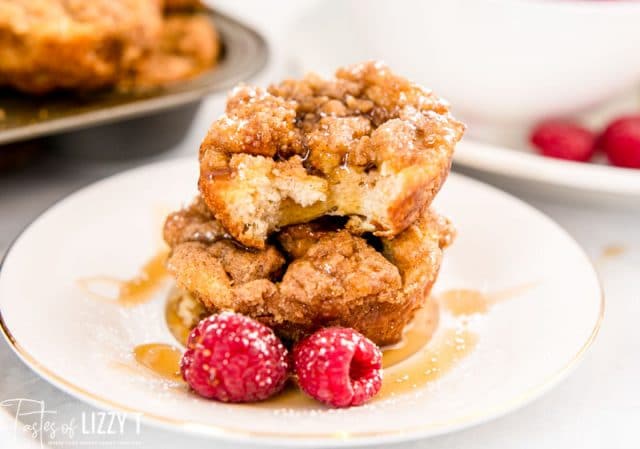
[132,283,536,407]
[78,250,169,306]
[382,299,439,368]
[599,243,627,263]
[438,282,537,317]
[132,343,183,383]
[379,328,478,397]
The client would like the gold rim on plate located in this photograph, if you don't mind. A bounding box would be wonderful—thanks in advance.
[0,278,604,443]
[0,167,606,443]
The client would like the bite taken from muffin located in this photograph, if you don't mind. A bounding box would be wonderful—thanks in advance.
[164,61,465,407]
[198,61,464,249]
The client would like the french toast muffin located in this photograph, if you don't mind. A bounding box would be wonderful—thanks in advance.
[198,61,464,249]
[164,197,454,346]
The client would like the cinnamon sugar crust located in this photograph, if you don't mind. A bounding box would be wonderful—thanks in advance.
[199,61,465,249]
[164,198,454,345]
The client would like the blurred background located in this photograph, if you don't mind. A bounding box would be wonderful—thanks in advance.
[2,1,640,251]
[1,1,639,448]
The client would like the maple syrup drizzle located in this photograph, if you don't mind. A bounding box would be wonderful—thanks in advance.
[257,326,478,407]
[439,289,489,316]
[259,328,478,407]
[204,167,232,181]
[133,343,183,383]
[254,300,442,408]
[164,291,441,368]
[138,283,536,406]
[380,328,478,397]
[438,282,537,317]
[157,291,475,407]
[118,251,169,305]
[78,250,169,306]
[382,299,439,368]
[256,383,317,408]
[600,244,626,260]
[132,325,478,407]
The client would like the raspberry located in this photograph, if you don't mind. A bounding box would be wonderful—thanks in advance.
[293,327,382,408]
[180,312,289,402]
[599,115,640,169]
[530,120,596,162]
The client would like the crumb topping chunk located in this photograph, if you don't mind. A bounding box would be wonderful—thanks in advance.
[199,61,465,249]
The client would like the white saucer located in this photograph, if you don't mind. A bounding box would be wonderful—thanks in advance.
[280,1,640,208]
[455,139,640,207]
[0,158,603,447]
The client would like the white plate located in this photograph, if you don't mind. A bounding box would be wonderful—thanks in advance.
[0,158,603,447]
[455,139,640,207]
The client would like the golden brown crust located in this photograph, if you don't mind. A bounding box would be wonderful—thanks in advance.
[162,0,203,12]
[207,240,285,285]
[0,0,218,94]
[383,209,455,308]
[163,196,229,247]
[276,218,344,259]
[199,61,465,248]
[199,86,305,160]
[0,0,163,93]
[118,12,219,91]
[164,199,454,345]
[276,230,403,343]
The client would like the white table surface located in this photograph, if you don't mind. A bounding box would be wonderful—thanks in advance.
[1,3,640,448]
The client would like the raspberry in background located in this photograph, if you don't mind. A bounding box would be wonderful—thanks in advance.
[294,327,382,408]
[530,120,596,162]
[180,312,289,402]
[599,115,640,169]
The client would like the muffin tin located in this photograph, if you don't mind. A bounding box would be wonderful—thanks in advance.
[0,9,268,146]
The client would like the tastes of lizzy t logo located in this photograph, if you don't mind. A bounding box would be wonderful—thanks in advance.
[1,398,142,447]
